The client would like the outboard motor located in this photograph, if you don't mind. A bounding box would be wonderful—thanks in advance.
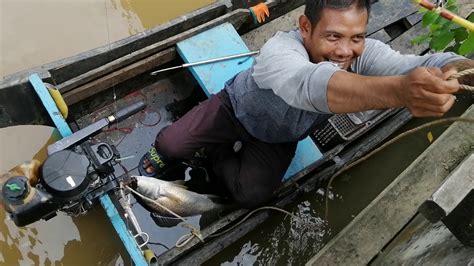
[0,101,145,226]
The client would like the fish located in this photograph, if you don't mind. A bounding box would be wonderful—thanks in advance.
[131,175,226,218]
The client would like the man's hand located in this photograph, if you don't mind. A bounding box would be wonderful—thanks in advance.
[397,67,459,117]
[441,59,474,87]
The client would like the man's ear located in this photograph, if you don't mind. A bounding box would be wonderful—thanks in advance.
[299,15,312,39]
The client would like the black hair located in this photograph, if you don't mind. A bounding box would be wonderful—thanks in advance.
[304,0,371,27]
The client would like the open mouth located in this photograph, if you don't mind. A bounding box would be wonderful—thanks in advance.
[327,60,347,69]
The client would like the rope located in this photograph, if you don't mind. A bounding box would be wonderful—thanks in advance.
[324,117,474,220]
[124,185,205,248]
[125,184,305,248]
[449,68,474,91]
[323,69,474,219]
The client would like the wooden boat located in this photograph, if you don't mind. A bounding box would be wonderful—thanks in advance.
[0,0,304,127]
[1,0,470,264]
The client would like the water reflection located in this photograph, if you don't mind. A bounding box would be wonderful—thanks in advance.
[0,125,129,264]
[1,1,215,262]
[119,0,215,30]
[1,211,80,264]
[220,201,329,265]
[210,97,472,265]
[0,0,213,78]
[0,0,136,78]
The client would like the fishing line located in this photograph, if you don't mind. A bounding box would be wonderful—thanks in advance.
[124,184,309,248]
[324,68,474,220]
[103,0,121,143]
[324,116,474,221]
[208,206,303,239]
[124,185,205,248]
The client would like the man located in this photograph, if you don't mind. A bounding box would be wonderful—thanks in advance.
[140,0,473,208]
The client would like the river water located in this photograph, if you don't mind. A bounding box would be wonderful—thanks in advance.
[0,0,214,78]
[1,1,472,265]
[0,1,213,264]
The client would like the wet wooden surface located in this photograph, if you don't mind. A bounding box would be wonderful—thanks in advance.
[307,106,474,265]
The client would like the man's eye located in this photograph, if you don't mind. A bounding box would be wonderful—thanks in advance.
[327,34,339,41]
[352,36,365,43]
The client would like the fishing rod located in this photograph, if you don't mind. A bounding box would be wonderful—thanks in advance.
[414,0,474,32]
[150,50,260,75]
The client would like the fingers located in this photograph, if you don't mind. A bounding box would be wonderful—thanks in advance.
[410,95,456,117]
[423,68,459,94]
[416,89,452,106]
[402,67,459,117]
[442,68,458,80]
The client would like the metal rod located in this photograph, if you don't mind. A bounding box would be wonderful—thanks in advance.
[150,50,260,75]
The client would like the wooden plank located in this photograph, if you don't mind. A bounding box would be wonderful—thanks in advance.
[242,5,303,51]
[389,22,429,55]
[367,0,419,35]
[371,214,474,265]
[307,106,474,265]
[155,209,248,265]
[176,22,254,96]
[48,2,227,84]
[63,48,176,105]
[57,9,250,95]
[368,29,392,43]
[406,11,424,26]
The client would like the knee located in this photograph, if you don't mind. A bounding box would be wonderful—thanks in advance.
[154,128,183,159]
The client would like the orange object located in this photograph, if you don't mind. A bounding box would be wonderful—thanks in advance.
[250,3,270,24]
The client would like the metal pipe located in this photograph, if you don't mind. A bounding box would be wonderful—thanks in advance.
[150,50,259,75]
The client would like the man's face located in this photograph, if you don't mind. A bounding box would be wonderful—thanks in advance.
[299,5,368,70]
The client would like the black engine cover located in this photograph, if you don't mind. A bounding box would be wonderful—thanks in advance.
[41,150,91,200]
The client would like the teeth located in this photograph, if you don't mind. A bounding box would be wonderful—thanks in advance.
[329,61,345,68]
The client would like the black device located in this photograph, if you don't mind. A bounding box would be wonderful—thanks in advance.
[0,101,146,227]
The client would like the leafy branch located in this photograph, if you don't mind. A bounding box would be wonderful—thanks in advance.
[412,0,473,56]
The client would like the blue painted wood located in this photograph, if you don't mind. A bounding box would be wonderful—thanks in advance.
[100,195,147,265]
[29,75,73,136]
[177,23,254,96]
[176,23,322,181]
[283,138,322,180]
[29,74,147,266]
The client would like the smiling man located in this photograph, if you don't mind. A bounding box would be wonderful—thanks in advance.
[140,0,473,209]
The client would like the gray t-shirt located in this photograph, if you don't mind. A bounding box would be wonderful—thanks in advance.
[225,29,464,143]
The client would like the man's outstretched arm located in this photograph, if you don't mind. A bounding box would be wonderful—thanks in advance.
[327,66,460,117]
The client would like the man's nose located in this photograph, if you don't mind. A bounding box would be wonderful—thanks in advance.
[334,40,353,58]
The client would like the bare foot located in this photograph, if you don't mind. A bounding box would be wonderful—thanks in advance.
[142,159,155,174]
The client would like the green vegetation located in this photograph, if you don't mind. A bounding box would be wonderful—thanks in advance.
[412,0,474,56]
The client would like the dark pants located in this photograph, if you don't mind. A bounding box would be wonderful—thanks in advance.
[155,91,297,208]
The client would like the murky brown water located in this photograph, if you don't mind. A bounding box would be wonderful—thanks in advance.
[0,1,213,264]
[0,125,130,265]
[0,0,214,78]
